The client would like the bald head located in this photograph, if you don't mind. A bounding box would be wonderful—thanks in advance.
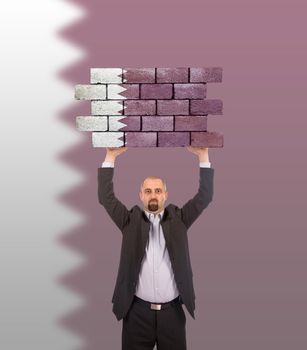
[140,176,167,192]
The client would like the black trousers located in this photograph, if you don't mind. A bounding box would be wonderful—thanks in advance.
[122,296,187,350]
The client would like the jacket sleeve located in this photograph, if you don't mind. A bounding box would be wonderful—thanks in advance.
[97,167,130,231]
[179,167,214,229]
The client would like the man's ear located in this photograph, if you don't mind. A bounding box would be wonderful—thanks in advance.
[165,191,169,200]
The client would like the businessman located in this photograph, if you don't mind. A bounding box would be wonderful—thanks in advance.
[98,146,214,350]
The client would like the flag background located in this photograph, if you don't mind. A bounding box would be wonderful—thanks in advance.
[1,1,306,349]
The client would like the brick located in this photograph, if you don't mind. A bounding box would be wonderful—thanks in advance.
[124,100,156,115]
[157,68,188,83]
[142,116,173,131]
[190,67,222,83]
[91,101,124,115]
[141,84,172,99]
[123,68,155,83]
[174,84,206,99]
[191,131,224,147]
[75,84,106,100]
[125,132,157,147]
[92,132,124,147]
[109,116,141,131]
[76,67,224,148]
[91,68,122,83]
[190,99,223,115]
[174,116,207,131]
[157,100,189,115]
[158,132,190,147]
[76,116,107,131]
[107,84,139,99]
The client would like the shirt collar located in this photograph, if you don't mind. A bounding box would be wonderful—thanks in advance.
[144,208,165,221]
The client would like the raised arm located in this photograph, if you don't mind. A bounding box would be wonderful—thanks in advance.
[179,147,214,229]
[98,147,130,231]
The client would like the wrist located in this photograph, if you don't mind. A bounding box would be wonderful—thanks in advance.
[199,156,209,162]
[104,156,116,163]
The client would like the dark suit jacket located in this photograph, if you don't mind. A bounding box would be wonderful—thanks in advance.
[98,166,214,321]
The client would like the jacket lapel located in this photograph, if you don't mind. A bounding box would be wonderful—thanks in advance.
[140,214,150,253]
[161,218,174,258]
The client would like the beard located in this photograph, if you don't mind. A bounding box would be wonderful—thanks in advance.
[148,199,159,212]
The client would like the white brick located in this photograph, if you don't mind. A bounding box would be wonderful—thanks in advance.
[92,132,124,147]
[91,101,124,115]
[108,116,127,131]
[107,84,128,99]
[76,116,107,131]
[75,84,106,100]
[91,68,123,83]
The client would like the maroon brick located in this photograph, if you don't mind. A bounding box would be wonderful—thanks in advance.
[191,131,224,147]
[115,116,141,131]
[190,67,222,83]
[174,84,206,99]
[158,132,190,147]
[123,68,155,83]
[125,132,157,147]
[190,99,223,115]
[157,100,189,115]
[142,116,173,131]
[141,84,172,99]
[174,116,207,131]
[124,100,156,115]
[114,84,139,99]
[157,68,189,83]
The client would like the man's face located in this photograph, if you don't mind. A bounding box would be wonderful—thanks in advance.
[139,178,168,213]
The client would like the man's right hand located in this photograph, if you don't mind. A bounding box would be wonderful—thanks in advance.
[104,147,128,163]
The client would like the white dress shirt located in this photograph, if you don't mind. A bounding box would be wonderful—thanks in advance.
[135,208,180,302]
[101,159,211,302]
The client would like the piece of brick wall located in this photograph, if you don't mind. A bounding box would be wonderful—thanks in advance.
[75,67,224,147]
